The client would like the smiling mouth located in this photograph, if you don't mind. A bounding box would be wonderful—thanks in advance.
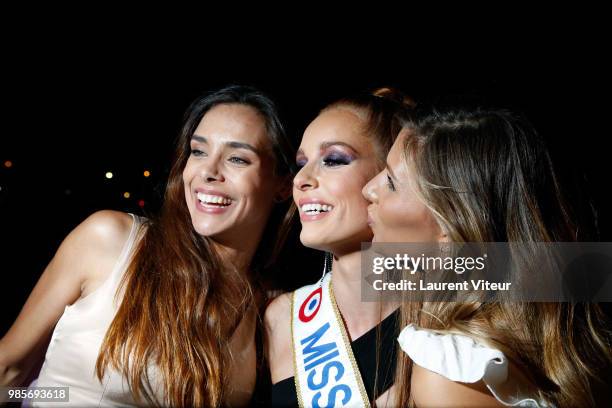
[196,192,233,207]
[300,203,334,215]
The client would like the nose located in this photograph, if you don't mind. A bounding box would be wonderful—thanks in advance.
[362,173,380,203]
[293,164,318,191]
[200,156,225,183]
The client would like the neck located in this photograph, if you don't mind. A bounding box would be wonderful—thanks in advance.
[330,248,398,341]
[211,233,260,275]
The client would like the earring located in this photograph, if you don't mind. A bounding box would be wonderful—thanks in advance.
[320,251,333,282]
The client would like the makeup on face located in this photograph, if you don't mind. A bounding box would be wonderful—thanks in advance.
[183,103,279,243]
[292,108,379,253]
[295,143,359,220]
[296,143,357,170]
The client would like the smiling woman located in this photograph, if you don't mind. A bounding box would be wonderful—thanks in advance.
[183,104,281,245]
[265,88,414,407]
[0,85,296,407]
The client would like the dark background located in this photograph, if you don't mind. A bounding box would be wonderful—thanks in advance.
[1,39,610,337]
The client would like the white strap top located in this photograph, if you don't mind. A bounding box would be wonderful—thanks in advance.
[31,213,164,407]
[398,324,552,407]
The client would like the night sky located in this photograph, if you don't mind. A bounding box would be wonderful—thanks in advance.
[1,39,610,335]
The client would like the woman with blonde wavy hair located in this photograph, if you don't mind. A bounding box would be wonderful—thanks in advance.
[0,85,295,407]
[363,105,612,407]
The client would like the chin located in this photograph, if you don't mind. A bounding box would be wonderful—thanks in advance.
[299,232,329,252]
[190,220,221,237]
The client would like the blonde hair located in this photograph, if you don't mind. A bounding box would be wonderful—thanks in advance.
[394,107,612,407]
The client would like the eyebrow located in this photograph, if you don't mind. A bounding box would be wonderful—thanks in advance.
[296,141,358,157]
[191,135,260,155]
[320,141,358,153]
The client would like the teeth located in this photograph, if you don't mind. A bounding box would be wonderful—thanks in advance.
[301,203,334,214]
[196,192,232,205]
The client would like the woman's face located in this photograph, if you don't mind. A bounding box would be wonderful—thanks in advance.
[183,103,281,245]
[363,130,444,243]
[293,107,379,254]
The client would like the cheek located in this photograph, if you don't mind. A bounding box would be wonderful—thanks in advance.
[182,167,192,198]
[330,168,374,209]
[182,160,195,185]
[379,196,439,239]
[232,170,276,206]
[337,182,370,218]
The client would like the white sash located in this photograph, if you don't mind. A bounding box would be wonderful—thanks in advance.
[291,273,371,408]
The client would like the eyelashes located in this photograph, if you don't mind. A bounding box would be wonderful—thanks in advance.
[228,156,250,165]
[322,152,353,167]
[189,148,250,165]
[191,148,206,157]
[387,175,396,191]
[296,152,354,168]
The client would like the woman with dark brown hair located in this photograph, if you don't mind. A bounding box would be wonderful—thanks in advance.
[363,105,612,407]
[265,88,414,407]
[0,85,295,407]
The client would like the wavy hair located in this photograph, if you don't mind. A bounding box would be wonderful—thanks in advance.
[95,85,295,407]
[394,106,612,407]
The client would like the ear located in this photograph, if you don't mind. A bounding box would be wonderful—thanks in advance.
[436,223,450,245]
[437,233,450,243]
[274,174,293,203]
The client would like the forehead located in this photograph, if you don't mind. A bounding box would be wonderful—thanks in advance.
[389,130,422,190]
[300,107,372,153]
[194,103,269,148]
[389,129,409,163]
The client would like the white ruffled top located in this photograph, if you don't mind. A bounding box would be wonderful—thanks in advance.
[397,324,552,407]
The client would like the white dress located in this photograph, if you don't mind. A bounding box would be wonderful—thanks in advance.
[398,324,552,407]
[30,214,165,407]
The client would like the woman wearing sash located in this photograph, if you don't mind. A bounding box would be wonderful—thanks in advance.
[0,85,295,407]
[363,105,612,407]
[265,89,413,407]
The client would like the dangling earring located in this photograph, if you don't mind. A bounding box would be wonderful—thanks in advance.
[320,251,333,283]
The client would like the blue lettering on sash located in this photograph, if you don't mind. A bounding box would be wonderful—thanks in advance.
[305,350,339,371]
[313,384,352,408]
[307,361,344,390]
[300,322,353,406]
[301,323,336,365]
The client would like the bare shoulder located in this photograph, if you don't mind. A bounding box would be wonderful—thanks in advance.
[264,292,293,383]
[411,363,504,407]
[57,210,137,294]
[0,210,137,385]
[74,210,134,247]
[264,292,292,332]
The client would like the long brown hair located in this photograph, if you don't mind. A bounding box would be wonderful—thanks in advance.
[95,85,295,407]
[394,106,612,407]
